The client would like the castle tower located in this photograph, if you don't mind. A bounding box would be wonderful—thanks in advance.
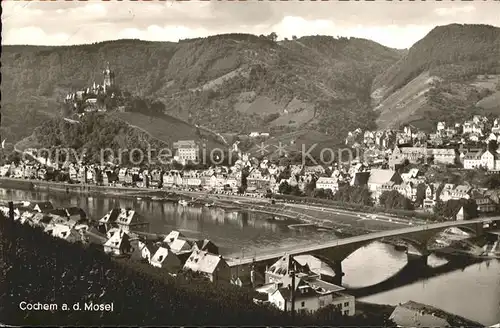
[103,62,115,93]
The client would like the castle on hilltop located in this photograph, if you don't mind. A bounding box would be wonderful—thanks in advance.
[64,62,117,113]
[103,62,115,93]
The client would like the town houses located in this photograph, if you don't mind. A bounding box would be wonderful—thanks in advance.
[256,254,356,315]
[3,114,500,223]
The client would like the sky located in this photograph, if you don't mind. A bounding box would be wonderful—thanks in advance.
[2,1,499,49]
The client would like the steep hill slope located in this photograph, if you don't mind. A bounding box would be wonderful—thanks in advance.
[372,24,500,131]
[248,129,345,162]
[2,34,401,145]
[15,114,172,165]
[109,112,225,149]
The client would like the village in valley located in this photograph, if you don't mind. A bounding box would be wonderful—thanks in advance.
[4,109,500,221]
[2,65,500,326]
[2,91,500,322]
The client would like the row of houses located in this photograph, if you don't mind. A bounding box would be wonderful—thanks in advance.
[347,115,500,168]
[3,200,482,322]
[352,115,499,150]
[102,226,244,284]
[0,201,90,243]
[4,199,357,316]
[93,205,358,314]
[313,167,497,214]
[388,145,500,171]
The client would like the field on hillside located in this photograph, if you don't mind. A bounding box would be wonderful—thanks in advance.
[249,130,344,161]
[2,34,401,148]
[110,112,224,149]
[477,91,500,112]
[372,24,500,130]
[375,72,437,129]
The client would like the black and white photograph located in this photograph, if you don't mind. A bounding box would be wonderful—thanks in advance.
[1,0,499,326]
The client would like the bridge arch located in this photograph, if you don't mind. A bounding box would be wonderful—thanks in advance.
[305,224,484,284]
[449,225,477,235]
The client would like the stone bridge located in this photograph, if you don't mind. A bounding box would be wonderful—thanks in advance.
[228,217,500,284]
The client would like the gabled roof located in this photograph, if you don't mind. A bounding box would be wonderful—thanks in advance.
[454,185,472,194]
[31,201,54,212]
[145,240,162,256]
[150,246,180,267]
[352,171,370,186]
[183,250,225,274]
[116,209,144,226]
[99,209,120,224]
[273,276,345,300]
[170,238,193,253]
[464,151,483,160]
[368,169,398,185]
[267,254,312,277]
[194,239,218,254]
[164,230,186,244]
[104,229,130,250]
[390,301,482,328]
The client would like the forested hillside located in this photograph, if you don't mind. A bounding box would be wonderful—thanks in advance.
[15,114,170,165]
[2,34,401,145]
[372,24,500,131]
[3,25,499,145]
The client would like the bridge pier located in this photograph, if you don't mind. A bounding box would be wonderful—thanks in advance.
[332,261,344,286]
[475,222,485,236]
[406,252,428,266]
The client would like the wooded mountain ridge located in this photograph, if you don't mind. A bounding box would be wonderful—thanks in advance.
[2,24,499,148]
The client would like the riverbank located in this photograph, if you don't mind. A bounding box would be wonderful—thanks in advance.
[1,177,497,258]
[0,177,404,235]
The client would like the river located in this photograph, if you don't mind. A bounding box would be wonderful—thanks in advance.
[1,187,499,326]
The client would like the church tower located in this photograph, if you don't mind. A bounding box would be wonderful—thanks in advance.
[103,62,115,93]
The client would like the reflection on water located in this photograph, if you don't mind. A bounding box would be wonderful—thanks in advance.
[0,188,339,255]
[342,242,500,326]
[2,187,499,325]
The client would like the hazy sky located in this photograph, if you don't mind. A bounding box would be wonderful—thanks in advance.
[2,0,499,49]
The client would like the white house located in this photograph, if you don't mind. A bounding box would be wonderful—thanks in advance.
[150,246,182,271]
[114,208,149,232]
[183,250,231,283]
[267,276,355,316]
[464,150,500,171]
[163,230,194,254]
[103,229,132,256]
[315,177,339,193]
[50,224,83,243]
[259,254,355,315]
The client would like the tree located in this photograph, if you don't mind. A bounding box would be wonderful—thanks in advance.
[488,139,498,153]
[278,181,292,195]
[331,185,373,206]
[277,165,291,180]
[379,190,414,210]
[313,188,333,199]
[304,178,316,197]
[240,167,249,193]
[267,32,278,42]
[415,183,427,207]
[485,174,500,189]
[7,151,21,165]
[434,198,478,220]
